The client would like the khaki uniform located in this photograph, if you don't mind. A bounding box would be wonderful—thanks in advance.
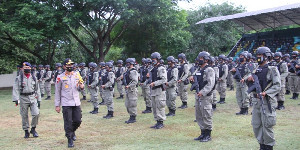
[140,66,152,109]
[288,59,300,94]
[195,66,215,130]
[166,66,178,110]
[178,63,189,103]
[234,63,251,109]
[216,63,228,99]
[151,65,167,121]
[103,71,115,111]
[44,70,52,97]
[13,73,41,131]
[37,69,45,95]
[79,68,87,97]
[88,71,99,109]
[251,65,280,147]
[99,69,106,101]
[212,65,219,105]
[227,62,235,89]
[275,61,288,102]
[124,68,139,116]
[116,66,126,97]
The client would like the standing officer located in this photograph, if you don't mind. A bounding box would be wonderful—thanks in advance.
[141,58,152,114]
[53,63,64,83]
[216,54,228,104]
[123,58,139,123]
[44,65,52,100]
[177,53,189,109]
[98,62,106,105]
[37,65,45,97]
[165,56,178,116]
[288,51,300,99]
[231,52,251,115]
[101,62,115,119]
[283,54,291,95]
[192,51,215,142]
[274,52,288,110]
[227,57,235,90]
[78,63,87,100]
[208,56,219,111]
[149,52,167,129]
[116,60,126,99]
[13,62,41,138]
[55,58,84,148]
[88,63,99,114]
[247,47,280,150]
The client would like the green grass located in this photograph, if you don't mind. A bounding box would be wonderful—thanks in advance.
[0,85,299,150]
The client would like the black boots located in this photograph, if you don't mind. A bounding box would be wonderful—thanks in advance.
[166,108,175,116]
[103,111,114,119]
[276,101,285,110]
[117,95,124,99]
[72,132,76,141]
[194,129,205,140]
[45,96,51,100]
[125,115,136,124]
[80,96,86,100]
[142,107,152,114]
[200,129,212,142]
[230,85,234,91]
[178,102,187,109]
[99,99,105,105]
[290,93,299,99]
[236,108,248,115]
[41,94,44,98]
[212,104,216,111]
[30,127,39,137]
[217,98,225,104]
[260,144,273,150]
[90,108,98,114]
[68,138,74,148]
[24,130,30,138]
[150,121,164,129]
[285,90,290,95]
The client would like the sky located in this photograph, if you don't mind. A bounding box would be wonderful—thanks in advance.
[178,0,300,12]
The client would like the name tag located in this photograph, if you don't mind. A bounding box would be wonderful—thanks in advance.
[196,72,201,75]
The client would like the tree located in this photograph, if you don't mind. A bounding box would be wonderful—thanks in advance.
[186,2,245,59]
[0,0,68,65]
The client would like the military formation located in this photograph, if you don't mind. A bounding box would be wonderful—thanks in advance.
[12,48,300,149]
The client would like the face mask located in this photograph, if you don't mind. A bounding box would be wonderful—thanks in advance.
[152,60,157,65]
[292,56,297,59]
[274,58,280,62]
[198,60,204,65]
[239,58,244,62]
[257,56,264,64]
[66,67,73,72]
[24,69,31,73]
[126,63,130,68]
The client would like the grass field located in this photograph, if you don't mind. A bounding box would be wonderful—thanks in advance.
[0,85,299,150]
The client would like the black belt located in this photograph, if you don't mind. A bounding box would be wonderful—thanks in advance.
[20,92,35,96]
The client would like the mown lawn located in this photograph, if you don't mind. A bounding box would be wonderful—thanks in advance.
[0,85,299,150]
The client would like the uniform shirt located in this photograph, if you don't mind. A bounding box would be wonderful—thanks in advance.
[55,72,82,107]
[166,66,178,88]
[125,68,138,90]
[151,65,167,96]
[195,66,215,97]
[103,71,115,89]
[13,73,41,103]
[44,70,52,82]
[275,61,288,81]
[218,63,228,81]
[178,63,189,81]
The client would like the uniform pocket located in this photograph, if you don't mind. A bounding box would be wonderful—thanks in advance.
[264,112,276,128]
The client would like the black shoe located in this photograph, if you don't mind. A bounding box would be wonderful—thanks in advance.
[81,96,86,100]
[104,111,113,119]
[150,121,159,128]
[178,102,187,109]
[194,129,205,140]
[285,90,290,95]
[24,130,30,138]
[212,104,216,111]
[290,93,296,99]
[230,86,234,91]
[166,108,175,116]
[68,138,74,148]
[217,98,226,104]
[236,108,243,115]
[91,108,98,114]
[99,100,105,105]
[259,144,265,150]
[242,108,248,115]
[125,115,136,124]
[89,108,95,114]
[30,127,39,137]
[200,130,211,142]
[295,93,299,100]
[117,95,124,99]
[194,120,197,122]
[155,121,164,129]
[45,96,51,100]
[264,144,273,150]
[142,107,152,114]
[72,132,76,141]
[41,94,44,98]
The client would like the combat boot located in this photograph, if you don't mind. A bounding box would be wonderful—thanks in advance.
[178,102,187,109]
[242,108,248,115]
[235,108,243,115]
[167,109,175,117]
[290,93,296,99]
[295,93,299,99]
[200,130,211,142]
[230,86,234,91]
[259,144,265,150]
[150,121,159,128]
[264,145,273,150]
[142,107,152,114]
[155,121,164,129]
[285,90,290,95]
[80,96,86,100]
[41,94,44,98]
[24,130,30,138]
[45,96,51,100]
[89,108,95,114]
[105,111,114,119]
[67,138,74,148]
[99,99,105,105]
[212,104,217,111]
[30,127,39,137]
[194,129,205,141]
[91,108,98,114]
[125,115,136,124]
[217,98,226,104]
[116,95,124,99]
[72,132,76,141]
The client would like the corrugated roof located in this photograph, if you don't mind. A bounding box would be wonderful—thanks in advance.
[196,3,300,31]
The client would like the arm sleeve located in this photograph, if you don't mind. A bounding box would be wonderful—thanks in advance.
[153,67,167,86]
[129,70,138,88]
[105,72,115,87]
[12,77,20,102]
[90,72,99,88]
[168,68,178,86]
[181,64,189,81]
[54,77,62,107]
[200,68,215,96]
[265,67,281,99]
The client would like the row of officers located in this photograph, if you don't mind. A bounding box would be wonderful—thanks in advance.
[13,48,300,149]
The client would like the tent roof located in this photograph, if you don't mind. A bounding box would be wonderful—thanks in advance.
[196,3,300,31]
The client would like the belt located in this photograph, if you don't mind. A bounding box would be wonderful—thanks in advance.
[20,92,35,96]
